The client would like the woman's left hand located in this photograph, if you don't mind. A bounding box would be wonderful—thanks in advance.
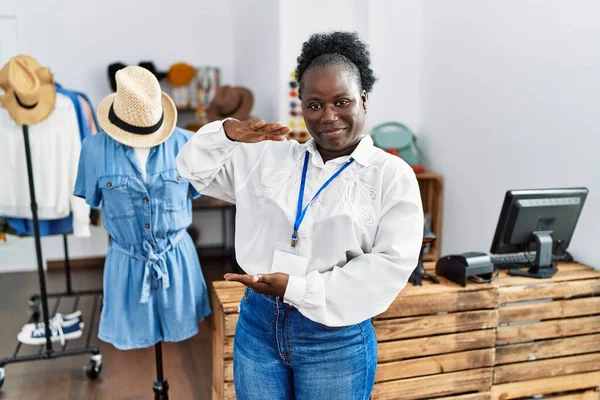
[224,272,289,298]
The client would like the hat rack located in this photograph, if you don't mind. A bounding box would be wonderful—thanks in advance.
[171,65,221,132]
[0,124,104,389]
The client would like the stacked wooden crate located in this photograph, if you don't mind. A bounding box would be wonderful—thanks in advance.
[371,275,497,400]
[210,263,600,400]
[210,277,498,400]
[211,281,245,400]
[491,263,600,400]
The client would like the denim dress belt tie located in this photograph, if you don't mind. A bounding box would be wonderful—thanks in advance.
[112,229,186,304]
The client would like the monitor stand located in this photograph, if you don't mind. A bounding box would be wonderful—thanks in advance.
[508,231,557,279]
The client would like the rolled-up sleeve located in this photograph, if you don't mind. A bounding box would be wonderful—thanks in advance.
[74,136,101,209]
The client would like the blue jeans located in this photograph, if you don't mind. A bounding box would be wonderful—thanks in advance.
[234,288,377,400]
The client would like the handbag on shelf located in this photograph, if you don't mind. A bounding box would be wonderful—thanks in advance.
[371,122,426,170]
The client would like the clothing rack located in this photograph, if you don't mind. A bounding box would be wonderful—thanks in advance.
[0,125,104,390]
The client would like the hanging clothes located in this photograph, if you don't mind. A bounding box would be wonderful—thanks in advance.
[78,94,99,134]
[6,215,74,236]
[74,128,211,349]
[2,85,101,237]
[55,83,92,141]
[0,92,91,237]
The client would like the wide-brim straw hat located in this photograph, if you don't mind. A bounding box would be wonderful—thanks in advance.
[207,85,253,122]
[0,55,56,125]
[97,66,177,148]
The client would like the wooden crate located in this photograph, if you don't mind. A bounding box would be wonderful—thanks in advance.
[211,263,600,400]
[211,281,245,400]
[434,394,494,400]
[491,263,600,400]
[416,172,443,261]
[211,274,496,399]
[372,275,497,400]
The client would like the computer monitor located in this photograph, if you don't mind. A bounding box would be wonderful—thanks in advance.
[490,187,588,278]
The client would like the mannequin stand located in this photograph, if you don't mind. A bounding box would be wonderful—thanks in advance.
[0,125,103,390]
[153,342,169,399]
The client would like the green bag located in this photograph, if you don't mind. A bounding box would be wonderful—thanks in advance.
[371,122,424,167]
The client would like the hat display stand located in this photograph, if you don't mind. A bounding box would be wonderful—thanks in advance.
[0,123,104,389]
[180,66,221,131]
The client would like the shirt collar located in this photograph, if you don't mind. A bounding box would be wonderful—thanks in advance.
[302,135,376,167]
[123,143,158,175]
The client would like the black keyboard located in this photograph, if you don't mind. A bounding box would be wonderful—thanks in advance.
[490,251,573,266]
[490,252,534,265]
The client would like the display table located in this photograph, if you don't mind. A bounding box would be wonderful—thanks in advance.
[490,263,600,400]
[210,262,600,399]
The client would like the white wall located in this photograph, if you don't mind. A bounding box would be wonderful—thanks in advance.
[0,227,109,273]
[418,0,599,265]
[367,0,423,133]
[231,0,280,122]
[6,0,235,107]
[277,1,369,123]
[0,15,19,66]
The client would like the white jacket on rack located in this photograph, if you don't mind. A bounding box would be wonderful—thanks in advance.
[0,93,91,237]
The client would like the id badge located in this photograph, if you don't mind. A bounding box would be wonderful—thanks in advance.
[270,242,309,277]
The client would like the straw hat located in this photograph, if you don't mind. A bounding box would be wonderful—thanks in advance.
[0,55,56,125]
[97,66,177,148]
[0,55,44,91]
[207,86,253,122]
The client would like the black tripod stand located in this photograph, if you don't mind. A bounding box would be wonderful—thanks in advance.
[0,125,103,389]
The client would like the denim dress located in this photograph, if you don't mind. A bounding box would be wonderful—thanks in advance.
[74,128,211,350]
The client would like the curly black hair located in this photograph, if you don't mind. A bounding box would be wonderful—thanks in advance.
[295,31,376,99]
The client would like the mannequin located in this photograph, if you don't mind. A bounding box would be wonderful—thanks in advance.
[74,66,211,399]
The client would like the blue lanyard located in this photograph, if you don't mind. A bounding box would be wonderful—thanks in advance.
[291,152,355,247]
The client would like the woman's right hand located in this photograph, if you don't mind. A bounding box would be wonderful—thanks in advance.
[223,119,292,143]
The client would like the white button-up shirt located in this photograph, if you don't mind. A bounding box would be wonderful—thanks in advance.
[0,93,90,237]
[177,120,424,326]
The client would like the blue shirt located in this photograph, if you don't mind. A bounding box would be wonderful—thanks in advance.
[74,128,200,245]
[4,216,73,236]
[74,128,210,348]
[74,128,200,302]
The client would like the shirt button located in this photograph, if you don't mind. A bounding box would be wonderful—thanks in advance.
[144,197,149,203]
[177,175,182,182]
[144,223,150,229]
[106,182,112,188]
